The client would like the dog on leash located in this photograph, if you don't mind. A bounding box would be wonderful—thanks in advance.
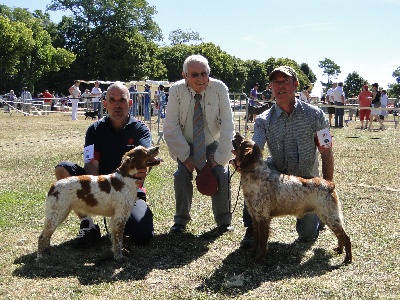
[84,110,99,120]
[246,103,272,122]
[37,146,161,261]
[231,133,352,264]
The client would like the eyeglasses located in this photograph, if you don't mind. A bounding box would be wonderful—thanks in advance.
[187,71,209,78]
[272,78,292,86]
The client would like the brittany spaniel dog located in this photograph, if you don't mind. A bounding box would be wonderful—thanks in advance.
[37,146,161,261]
[231,133,352,264]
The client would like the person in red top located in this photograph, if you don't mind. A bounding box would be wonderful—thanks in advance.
[42,90,54,112]
[357,84,372,129]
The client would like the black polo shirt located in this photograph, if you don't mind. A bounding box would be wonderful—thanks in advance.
[85,115,151,174]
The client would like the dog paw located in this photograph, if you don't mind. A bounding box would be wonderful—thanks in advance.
[333,247,343,254]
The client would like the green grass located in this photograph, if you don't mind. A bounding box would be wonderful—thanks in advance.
[0,111,399,299]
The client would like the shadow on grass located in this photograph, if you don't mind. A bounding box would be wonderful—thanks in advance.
[197,240,342,297]
[12,227,228,285]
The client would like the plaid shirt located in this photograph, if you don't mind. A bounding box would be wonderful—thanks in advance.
[252,99,329,178]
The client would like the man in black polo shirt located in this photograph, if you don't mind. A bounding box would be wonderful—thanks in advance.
[55,81,154,248]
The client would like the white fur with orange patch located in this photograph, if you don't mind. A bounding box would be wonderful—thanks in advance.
[37,146,160,261]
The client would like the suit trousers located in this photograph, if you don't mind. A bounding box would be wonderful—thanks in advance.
[173,143,232,227]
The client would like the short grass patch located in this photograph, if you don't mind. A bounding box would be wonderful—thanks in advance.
[0,112,399,299]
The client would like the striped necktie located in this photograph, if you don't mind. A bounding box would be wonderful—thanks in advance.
[193,93,206,170]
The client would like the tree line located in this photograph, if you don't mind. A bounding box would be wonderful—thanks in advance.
[1,1,399,99]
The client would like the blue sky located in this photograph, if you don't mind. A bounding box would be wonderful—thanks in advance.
[3,0,400,96]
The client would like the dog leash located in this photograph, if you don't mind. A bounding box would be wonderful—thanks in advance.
[228,160,241,214]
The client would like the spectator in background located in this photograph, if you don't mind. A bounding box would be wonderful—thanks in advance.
[68,80,81,121]
[90,80,102,119]
[129,83,138,116]
[42,90,54,112]
[369,83,384,131]
[143,84,151,121]
[248,83,261,122]
[157,85,166,119]
[299,85,311,102]
[20,87,33,116]
[261,83,273,101]
[8,90,16,109]
[357,84,372,129]
[379,89,388,130]
[21,87,32,102]
[326,82,337,127]
[333,82,345,128]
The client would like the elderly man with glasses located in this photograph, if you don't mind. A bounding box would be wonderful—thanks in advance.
[164,54,235,234]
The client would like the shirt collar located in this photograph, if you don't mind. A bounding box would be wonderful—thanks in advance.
[273,98,305,118]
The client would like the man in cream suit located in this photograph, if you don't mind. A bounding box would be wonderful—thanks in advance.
[164,54,235,234]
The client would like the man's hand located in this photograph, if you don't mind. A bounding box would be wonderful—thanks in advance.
[208,154,219,169]
[183,156,195,173]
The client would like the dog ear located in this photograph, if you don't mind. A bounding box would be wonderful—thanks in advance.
[239,141,255,170]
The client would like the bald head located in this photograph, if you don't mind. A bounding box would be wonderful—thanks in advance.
[106,81,129,101]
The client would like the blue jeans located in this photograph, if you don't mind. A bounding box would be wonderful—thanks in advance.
[335,102,344,127]
[93,102,101,118]
[144,101,150,120]
[173,142,232,226]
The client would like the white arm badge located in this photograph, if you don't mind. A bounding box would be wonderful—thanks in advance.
[83,144,94,163]
[316,128,332,149]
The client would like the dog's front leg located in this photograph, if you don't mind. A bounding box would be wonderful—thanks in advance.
[109,217,128,260]
[252,220,260,257]
[256,218,271,261]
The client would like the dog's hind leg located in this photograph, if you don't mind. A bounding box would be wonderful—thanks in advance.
[330,225,352,264]
[109,216,128,260]
[316,200,352,264]
[37,198,71,261]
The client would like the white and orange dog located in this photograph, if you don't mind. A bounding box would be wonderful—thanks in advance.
[231,133,352,264]
[37,146,161,261]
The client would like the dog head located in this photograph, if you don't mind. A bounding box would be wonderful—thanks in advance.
[118,146,161,177]
[231,132,262,172]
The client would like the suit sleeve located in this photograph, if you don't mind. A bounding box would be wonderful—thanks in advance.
[163,85,191,162]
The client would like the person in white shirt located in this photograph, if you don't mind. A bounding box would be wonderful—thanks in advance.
[68,80,81,121]
[326,82,337,127]
[332,82,345,128]
[379,90,388,129]
[90,80,102,119]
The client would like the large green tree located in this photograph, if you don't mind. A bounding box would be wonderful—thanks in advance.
[0,6,75,94]
[46,0,166,92]
[343,71,366,98]
[158,42,247,92]
[169,28,203,45]
[318,57,341,92]
[300,62,317,83]
[388,66,400,99]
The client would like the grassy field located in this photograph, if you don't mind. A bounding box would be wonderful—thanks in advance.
[0,110,399,299]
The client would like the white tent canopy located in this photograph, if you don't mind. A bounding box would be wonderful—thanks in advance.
[78,79,174,93]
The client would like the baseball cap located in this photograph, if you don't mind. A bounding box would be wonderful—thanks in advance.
[269,66,298,81]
